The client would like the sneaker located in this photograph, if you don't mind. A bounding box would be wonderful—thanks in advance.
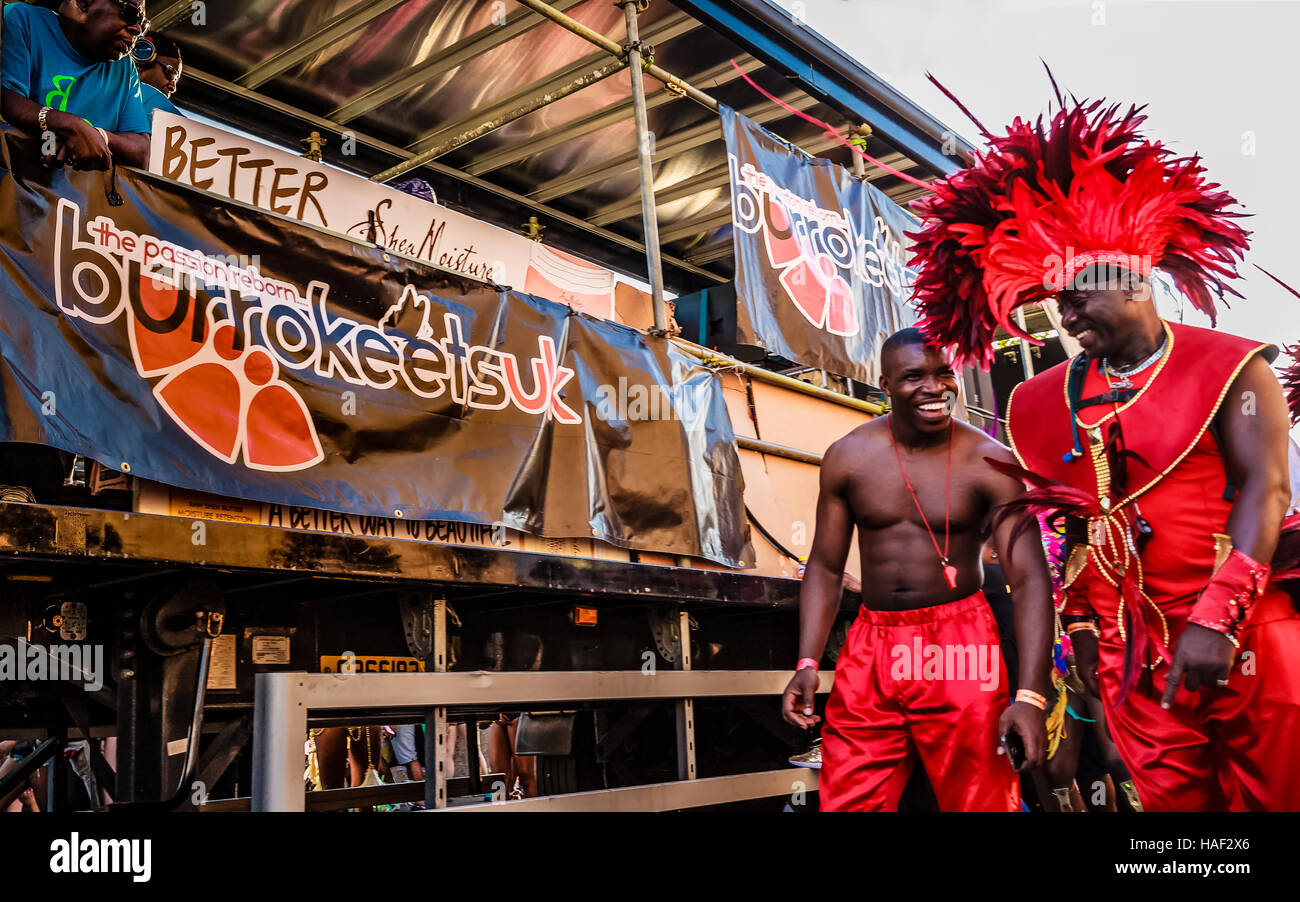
[788,739,822,769]
[0,485,36,503]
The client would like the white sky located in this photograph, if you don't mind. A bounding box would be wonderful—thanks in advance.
[791,0,1300,348]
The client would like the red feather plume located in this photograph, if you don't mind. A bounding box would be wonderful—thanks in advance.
[983,456,1099,558]
[1280,345,1300,427]
[1251,267,1300,424]
[909,73,1251,369]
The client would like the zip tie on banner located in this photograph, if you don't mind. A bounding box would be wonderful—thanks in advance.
[728,59,937,194]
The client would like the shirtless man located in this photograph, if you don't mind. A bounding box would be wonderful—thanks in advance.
[781,328,1052,811]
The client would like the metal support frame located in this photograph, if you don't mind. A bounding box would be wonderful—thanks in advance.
[623,0,668,332]
[190,714,253,808]
[148,0,199,32]
[250,669,832,811]
[514,0,719,111]
[331,0,589,125]
[443,767,815,811]
[1014,307,1035,381]
[251,672,305,812]
[588,128,873,229]
[673,609,696,780]
[201,772,509,812]
[371,58,629,180]
[673,339,884,415]
[427,596,448,810]
[885,183,932,206]
[238,0,409,90]
[377,10,698,180]
[530,90,816,204]
[0,501,805,605]
[684,240,741,267]
[683,241,739,267]
[0,737,60,811]
[45,734,66,812]
[590,162,730,228]
[465,55,762,178]
[657,208,735,245]
[737,436,822,466]
[423,708,446,810]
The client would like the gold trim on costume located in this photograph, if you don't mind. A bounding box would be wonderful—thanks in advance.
[1212,533,1234,575]
[1063,545,1088,588]
[1006,381,1027,469]
[1113,338,1271,512]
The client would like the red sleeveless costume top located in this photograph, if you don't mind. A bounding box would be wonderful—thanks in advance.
[1006,320,1274,610]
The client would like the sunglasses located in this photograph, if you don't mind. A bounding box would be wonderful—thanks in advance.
[112,0,151,34]
[159,60,181,87]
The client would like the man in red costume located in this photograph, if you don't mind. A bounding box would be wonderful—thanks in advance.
[781,328,1053,812]
[908,81,1300,811]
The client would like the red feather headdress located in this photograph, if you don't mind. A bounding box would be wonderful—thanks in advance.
[908,71,1251,368]
[1258,272,1300,424]
[1281,345,1300,426]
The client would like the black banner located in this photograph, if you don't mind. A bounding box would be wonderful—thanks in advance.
[0,131,752,568]
[723,106,917,386]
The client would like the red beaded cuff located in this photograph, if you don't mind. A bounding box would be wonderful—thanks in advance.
[1187,548,1270,641]
[1056,586,1094,619]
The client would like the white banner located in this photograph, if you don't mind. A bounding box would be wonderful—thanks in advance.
[148,113,616,319]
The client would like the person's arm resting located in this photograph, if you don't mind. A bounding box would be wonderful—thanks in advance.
[106,130,148,168]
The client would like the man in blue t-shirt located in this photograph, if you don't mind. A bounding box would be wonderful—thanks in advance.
[1,0,152,170]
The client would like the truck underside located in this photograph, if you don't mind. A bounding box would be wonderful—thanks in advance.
[0,496,858,810]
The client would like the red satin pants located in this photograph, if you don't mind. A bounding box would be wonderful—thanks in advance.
[820,592,1019,812]
[1098,588,1300,811]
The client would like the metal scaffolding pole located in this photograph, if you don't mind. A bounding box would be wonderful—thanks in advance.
[513,0,719,111]
[673,339,884,415]
[622,0,668,332]
[1014,307,1035,381]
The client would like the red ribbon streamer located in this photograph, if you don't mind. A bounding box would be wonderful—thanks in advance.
[728,59,937,194]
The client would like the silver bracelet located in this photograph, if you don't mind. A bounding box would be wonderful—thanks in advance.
[38,106,52,133]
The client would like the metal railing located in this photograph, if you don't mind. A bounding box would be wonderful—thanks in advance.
[251,668,832,812]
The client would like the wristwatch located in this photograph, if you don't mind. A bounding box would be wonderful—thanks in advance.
[38,106,53,133]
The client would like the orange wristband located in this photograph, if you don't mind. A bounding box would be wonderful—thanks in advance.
[1015,689,1047,710]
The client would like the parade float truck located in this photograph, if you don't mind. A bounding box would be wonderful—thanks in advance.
[0,0,967,810]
